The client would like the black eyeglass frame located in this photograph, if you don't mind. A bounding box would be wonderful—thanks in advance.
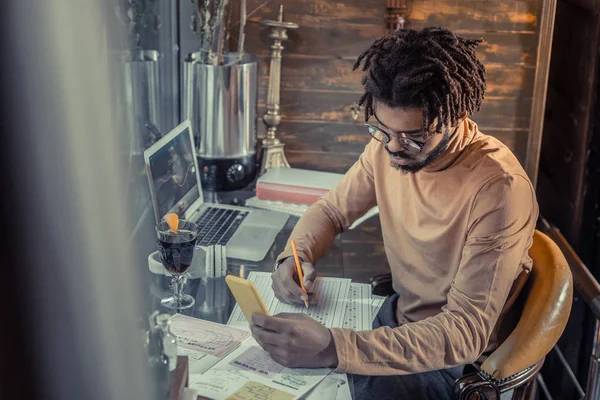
[365,124,427,153]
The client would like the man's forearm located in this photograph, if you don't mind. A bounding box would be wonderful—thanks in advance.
[276,143,377,266]
[329,306,491,375]
[276,199,343,265]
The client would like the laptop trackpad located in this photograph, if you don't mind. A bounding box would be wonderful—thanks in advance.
[242,208,289,228]
[227,227,280,262]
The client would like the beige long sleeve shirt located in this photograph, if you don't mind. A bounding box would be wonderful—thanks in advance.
[276,118,539,375]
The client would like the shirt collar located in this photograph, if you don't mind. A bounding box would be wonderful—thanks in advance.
[422,118,477,172]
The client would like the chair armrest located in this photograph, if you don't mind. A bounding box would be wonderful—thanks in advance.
[482,231,572,379]
[454,359,543,400]
[370,272,395,297]
[454,371,500,400]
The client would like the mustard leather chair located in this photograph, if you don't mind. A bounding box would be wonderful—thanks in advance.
[453,230,573,399]
[370,230,573,399]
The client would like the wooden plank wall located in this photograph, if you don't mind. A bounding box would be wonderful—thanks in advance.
[536,0,600,394]
[228,0,545,281]
[538,0,600,247]
[232,0,543,174]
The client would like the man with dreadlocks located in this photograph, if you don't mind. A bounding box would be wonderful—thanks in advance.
[250,27,538,399]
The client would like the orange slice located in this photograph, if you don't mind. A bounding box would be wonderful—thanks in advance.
[163,213,179,233]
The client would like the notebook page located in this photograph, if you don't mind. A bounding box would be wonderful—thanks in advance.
[227,272,351,329]
[342,283,373,331]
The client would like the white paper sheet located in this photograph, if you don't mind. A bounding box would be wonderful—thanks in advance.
[306,283,372,400]
[303,371,352,400]
[227,272,351,329]
[342,283,373,331]
[171,314,250,356]
[170,314,251,374]
[188,338,330,400]
[177,347,215,375]
[371,295,386,320]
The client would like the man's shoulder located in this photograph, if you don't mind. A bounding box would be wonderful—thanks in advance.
[461,133,536,213]
[449,131,536,212]
[461,131,529,181]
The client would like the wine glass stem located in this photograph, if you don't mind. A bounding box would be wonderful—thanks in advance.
[173,276,182,308]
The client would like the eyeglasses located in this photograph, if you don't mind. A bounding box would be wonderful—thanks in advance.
[365,124,426,154]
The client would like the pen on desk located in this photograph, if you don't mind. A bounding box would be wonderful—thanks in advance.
[291,239,309,309]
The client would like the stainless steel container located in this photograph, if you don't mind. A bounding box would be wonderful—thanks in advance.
[157,0,179,133]
[182,52,258,159]
[116,50,162,155]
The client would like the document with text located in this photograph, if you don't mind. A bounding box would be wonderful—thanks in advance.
[227,272,351,329]
[188,338,330,400]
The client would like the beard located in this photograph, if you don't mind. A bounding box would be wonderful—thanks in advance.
[386,130,451,173]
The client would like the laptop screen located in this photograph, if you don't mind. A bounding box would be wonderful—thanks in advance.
[147,126,200,220]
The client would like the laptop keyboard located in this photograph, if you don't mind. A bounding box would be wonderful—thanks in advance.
[196,207,249,246]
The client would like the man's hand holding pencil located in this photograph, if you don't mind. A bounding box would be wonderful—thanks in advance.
[254,240,338,369]
[271,240,317,306]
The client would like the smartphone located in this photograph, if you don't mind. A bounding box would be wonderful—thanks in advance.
[225,275,270,323]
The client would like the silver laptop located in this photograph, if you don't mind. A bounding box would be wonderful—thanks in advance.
[144,120,289,261]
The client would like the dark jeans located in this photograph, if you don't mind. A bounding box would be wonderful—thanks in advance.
[349,294,464,400]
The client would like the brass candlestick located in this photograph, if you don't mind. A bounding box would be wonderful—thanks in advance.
[259,5,298,176]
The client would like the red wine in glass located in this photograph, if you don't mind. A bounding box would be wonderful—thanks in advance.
[156,219,198,310]
[157,229,197,275]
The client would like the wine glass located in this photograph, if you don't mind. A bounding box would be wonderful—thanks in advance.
[155,219,198,310]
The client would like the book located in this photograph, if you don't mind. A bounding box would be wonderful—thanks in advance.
[244,196,379,230]
[256,167,345,204]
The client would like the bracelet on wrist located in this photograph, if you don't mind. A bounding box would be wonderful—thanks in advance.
[273,255,305,271]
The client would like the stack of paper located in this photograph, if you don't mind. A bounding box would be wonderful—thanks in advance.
[247,165,379,230]
[227,272,385,331]
[245,196,379,231]
[179,271,388,400]
[255,167,346,204]
[188,337,331,400]
[224,272,386,400]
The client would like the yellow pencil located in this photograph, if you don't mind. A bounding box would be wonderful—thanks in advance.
[291,240,309,309]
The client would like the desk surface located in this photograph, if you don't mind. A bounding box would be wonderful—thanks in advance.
[140,188,388,325]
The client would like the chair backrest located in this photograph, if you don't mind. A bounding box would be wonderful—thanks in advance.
[481,230,573,380]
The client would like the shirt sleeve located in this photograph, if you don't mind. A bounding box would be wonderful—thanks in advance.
[329,173,539,375]
[276,141,378,264]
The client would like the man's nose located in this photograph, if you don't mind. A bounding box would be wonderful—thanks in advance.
[387,137,403,153]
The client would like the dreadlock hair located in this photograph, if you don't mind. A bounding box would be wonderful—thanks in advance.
[354,26,486,139]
